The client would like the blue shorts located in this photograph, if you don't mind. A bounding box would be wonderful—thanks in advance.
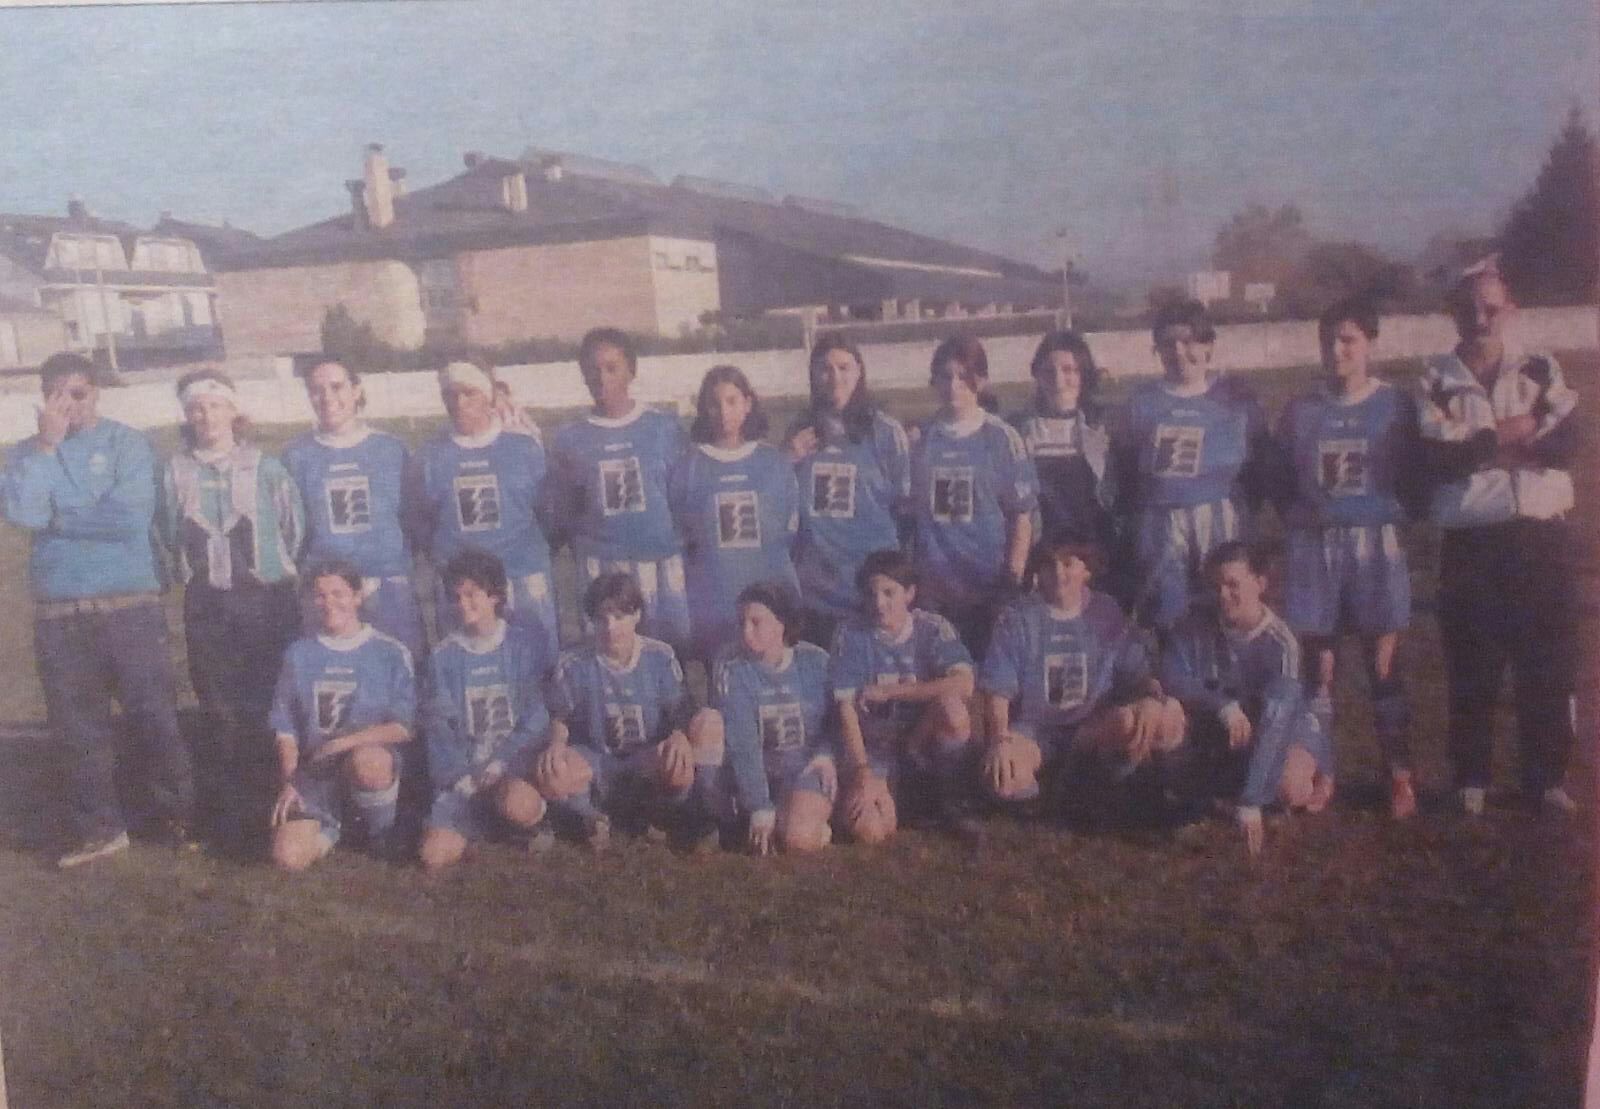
[574,548,691,655]
[434,570,559,651]
[425,743,541,840]
[1132,500,1242,630]
[290,743,412,848]
[358,576,428,663]
[1283,524,1410,637]
[712,748,837,823]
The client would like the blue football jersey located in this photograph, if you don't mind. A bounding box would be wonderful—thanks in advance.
[792,412,911,617]
[911,413,1038,600]
[830,609,972,728]
[980,590,1150,732]
[422,619,554,791]
[669,442,800,654]
[1159,606,1302,721]
[282,428,415,578]
[550,636,690,757]
[547,406,687,560]
[1112,378,1269,511]
[1276,381,1417,528]
[268,625,416,758]
[414,425,552,576]
[713,641,834,814]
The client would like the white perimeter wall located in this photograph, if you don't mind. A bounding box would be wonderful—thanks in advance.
[2,306,1594,445]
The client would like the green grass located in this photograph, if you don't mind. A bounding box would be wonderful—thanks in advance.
[0,358,1594,1107]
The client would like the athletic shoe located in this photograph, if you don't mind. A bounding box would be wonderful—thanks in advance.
[1390,774,1418,821]
[1542,786,1578,815]
[1460,786,1486,817]
[526,827,558,855]
[57,831,131,869]
[584,813,611,853]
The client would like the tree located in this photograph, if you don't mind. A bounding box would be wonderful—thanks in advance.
[1279,241,1418,316]
[319,304,405,371]
[1212,203,1314,287]
[1498,106,1599,305]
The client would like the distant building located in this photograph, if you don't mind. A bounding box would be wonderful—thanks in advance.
[1242,282,1276,313]
[215,144,1061,357]
[1186,270,1232,306]
[0,295,69,371]
[0,201,222,367]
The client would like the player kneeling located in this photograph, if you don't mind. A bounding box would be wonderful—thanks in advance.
[979,537,1187,820]
[417,549,561,871]
[713,584,838,855]
[534,572,723,851]
[1162,542,1334,856]
[267,561,416,870]
[830,550,980,843]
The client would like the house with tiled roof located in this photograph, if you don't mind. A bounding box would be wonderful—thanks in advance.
[214,144,1061,356]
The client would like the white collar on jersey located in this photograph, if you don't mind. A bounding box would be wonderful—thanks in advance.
[698,441,759,462]
[937,410,987,437]
[1325,377,1382,407]
[1046,593,1089,621]
[314,423,373,449]
[450,619,507,655]
[872,613,917,647]
[317,624,375,651]
[585,402,645,429]
[450,419,504,450]
[190,444,239,466]
[597,635,645,674]
[1160,376,1214,399]
[1223,606,1275,645]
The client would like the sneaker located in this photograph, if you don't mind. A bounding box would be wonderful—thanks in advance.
[584,813,611,853]
[526,827,557,855]
[1389,774,1418,821]
[57,831,131,869]
[1460,786,1486,817]
[1542,786,1578,815]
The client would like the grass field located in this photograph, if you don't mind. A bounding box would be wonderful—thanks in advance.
[0,357,1595,1107]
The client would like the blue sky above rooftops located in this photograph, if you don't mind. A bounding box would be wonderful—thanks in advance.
[4,0,1595,286]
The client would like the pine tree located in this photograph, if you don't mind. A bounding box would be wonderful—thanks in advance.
[1498,106,1599,305]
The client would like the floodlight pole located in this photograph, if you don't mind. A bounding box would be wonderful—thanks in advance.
[1056,228,1073,331]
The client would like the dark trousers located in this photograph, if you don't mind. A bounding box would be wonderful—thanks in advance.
[184,579,300,832]
[35,599,195,840]
[1438,519,1577,792]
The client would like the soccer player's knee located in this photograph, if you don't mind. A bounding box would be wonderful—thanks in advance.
[779,792,834,853]
[933,693,971,739]
[346,745,395,791]
[418,828,467,872]
[687,708,725,763]
[847,798,897,845]
[496,779,546,828]
[1278,745,1318,809]
[536,749,592,800]
[270,825,325,872]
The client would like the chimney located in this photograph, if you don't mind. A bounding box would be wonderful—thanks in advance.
[362,143,395,230]
[463,151,485,169]
[500,171,528,214]
[67,196,88,221]
[345,180,368,226]
[388,166,407,199]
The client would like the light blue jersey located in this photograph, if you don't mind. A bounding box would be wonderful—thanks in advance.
[830,609,972,748]
[791,412,911,619]
[911,412,1038,609]
[981,590,1150,738]
[713,642,835,818]
[1112,378,1269,512]
[547,405,687,561]
[550,635,690,757]
[670,442,800,658]
[282,427,416,578]
[1276,381,1417,529]
[422,619,554,795]
[414,423,552,576]
[1,418,164,600]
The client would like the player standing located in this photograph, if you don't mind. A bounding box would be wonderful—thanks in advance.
[1276,298,1422,819]
[670,365,800,661]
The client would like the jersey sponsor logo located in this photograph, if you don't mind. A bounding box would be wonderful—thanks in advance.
[313,679,358,736]
[1026,419,1078,458]
[453,472,503,531]
[89,452,108,475]
[324,474,373,534]
[603,702,648,754]
[1151,424,1205,478]
[1317,438,1370,496]
[598,456,646,515]
[1044,652,1088,710]
[810,461,857,518]
[716,490,762,548]
[931,466,976,523]
[759,702,806,753]
[467,683,515,742]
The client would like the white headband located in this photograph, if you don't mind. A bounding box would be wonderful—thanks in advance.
[439,361,494,396]
[178,377,237,407]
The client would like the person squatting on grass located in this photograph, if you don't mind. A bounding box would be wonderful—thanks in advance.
[979,536,1187,820]
[670,365,801,663]
[534,571,723,852]
[267,560,416,871]
[1161,541,1333,856]
[546,328,692,654]
[785,335,913,649]
[2,352,198,868]
[418,549,559,872]
[1110,300,1274,636]
[1273,298,1424,821]
[712,582,838,855]
[412,358,560,652]
[910,334,1038,660]
[828,549,980,844]
[159,367,304,844]
[1416,258,1582,817]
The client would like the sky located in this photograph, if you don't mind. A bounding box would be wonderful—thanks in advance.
[3,0,1596,286]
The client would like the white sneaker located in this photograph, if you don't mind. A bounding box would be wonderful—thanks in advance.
[57,830,131,869]
[1542,786,1578,815]
[1460,787,1486,817]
